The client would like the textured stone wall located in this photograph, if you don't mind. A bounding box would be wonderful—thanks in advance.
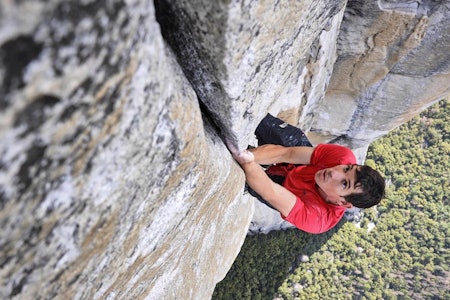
[155,0,348,149]
[0,1,251,299]
[301,0,450,151]
[1,0,450,299]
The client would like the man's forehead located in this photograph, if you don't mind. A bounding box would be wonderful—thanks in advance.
[350,166,363,192]
[344,165,360,189]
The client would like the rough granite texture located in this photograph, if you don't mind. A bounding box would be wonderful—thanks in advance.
[155,0,348,149]
[1,0,449,299]
[303,0,450,151]
[0,1,251,299]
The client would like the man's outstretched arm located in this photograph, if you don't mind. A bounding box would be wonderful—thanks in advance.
[250,144,314,165]
[229,146,297,217]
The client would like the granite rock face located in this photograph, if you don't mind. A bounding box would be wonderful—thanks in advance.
[0,1,251,299]
[301,0,450,152]
[1,0,450,299]
[155,0,348,149]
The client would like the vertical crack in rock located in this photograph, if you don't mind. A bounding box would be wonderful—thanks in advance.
[197,97,226,142]
[154,0,233,145]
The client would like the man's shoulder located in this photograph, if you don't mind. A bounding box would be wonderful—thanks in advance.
[286,191,346,233]
[315,143,352,153]
[312,144,356,165]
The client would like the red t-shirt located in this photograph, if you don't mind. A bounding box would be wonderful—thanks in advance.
[266,144,357,234]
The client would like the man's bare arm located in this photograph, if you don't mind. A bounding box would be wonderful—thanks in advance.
[229,146,297,216]
[249,144,314,165]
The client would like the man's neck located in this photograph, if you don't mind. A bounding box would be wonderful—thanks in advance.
[316,184,339,206]
[316,184,328,201]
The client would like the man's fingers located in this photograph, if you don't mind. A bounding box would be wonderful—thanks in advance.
[225,138,255,165]
[235,149,255,164]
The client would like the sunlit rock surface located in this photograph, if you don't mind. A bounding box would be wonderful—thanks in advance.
[0,1,251,299]
[155,0,348,149]
[1,0,450,299]
[302,0,450,152]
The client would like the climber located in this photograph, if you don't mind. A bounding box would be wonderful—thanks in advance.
[227,116,385,234]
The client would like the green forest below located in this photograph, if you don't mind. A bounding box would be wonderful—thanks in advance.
[213,99,450,300]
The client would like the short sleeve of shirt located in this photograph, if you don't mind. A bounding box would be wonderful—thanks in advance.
[284,195,323,234]
[284,195,346,234]
[310,143,357,167]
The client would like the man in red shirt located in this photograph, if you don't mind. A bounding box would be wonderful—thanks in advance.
[229,142,385,234]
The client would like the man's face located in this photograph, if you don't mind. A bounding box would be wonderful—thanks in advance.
[314,164,363,205]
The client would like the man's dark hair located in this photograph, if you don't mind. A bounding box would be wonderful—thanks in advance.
[345,165,385,208]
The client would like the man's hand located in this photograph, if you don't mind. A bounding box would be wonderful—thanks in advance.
[234,149,255,165]
[226,140,254,165]
[226,139,297,217]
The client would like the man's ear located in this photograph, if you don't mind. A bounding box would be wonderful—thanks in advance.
[339,197,353,208]
[328,195,353,208]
